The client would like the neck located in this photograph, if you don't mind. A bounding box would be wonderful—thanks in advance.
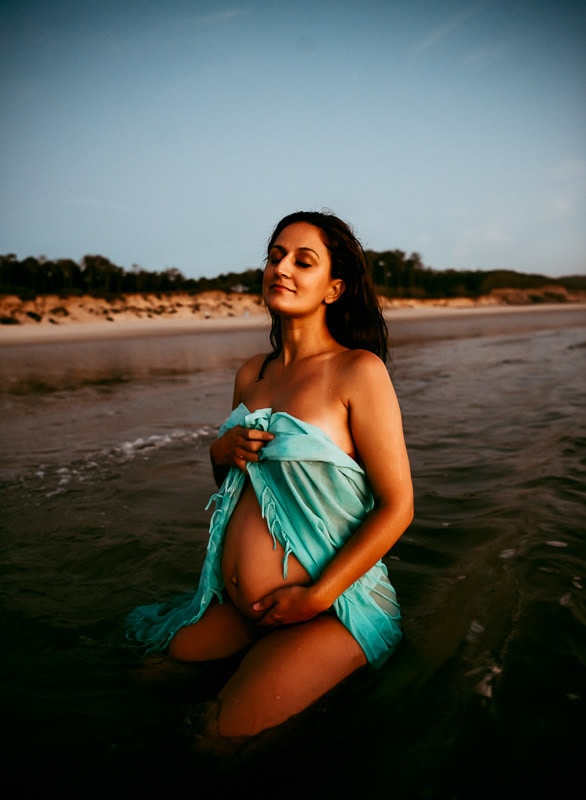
[278,316,341,366]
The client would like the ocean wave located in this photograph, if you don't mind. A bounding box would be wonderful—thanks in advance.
[21,426,217,498]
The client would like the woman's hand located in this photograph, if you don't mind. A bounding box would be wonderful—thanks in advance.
[251,585,327,628]
[210,425,274,474]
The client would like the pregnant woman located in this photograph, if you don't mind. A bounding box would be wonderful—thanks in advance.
[126,210,413,744]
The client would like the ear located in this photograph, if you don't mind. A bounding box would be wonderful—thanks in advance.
[324,279,345,305]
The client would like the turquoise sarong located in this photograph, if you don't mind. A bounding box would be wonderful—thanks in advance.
[125,404,402,667]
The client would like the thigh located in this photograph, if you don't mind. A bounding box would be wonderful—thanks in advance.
[215,614,367,738]
[167,599,257,662]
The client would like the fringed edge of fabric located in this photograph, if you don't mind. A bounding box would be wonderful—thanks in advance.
[259,483,293,579]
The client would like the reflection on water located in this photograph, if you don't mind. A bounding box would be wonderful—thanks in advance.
[2,305,585,395]
[0,328,270,394]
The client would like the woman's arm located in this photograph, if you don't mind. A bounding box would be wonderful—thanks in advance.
[209,356,274,486]
[253,350,413,624]
[313,351,413,607]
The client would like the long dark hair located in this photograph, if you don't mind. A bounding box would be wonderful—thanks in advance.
[260,210,389,377]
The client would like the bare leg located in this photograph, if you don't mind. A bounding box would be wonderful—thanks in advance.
[212,614,367,739]
[168,599,257,662]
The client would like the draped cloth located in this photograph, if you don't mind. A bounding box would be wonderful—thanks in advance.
[125,404,402,667]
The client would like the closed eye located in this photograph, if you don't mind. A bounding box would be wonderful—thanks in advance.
[268,255,311,268]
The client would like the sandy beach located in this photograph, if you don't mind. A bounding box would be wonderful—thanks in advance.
[1,288,584,345]
[0,290,269,342]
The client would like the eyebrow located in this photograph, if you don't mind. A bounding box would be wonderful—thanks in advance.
[271,244,320,258]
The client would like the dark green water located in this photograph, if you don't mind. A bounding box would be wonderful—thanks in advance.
[1,306,585,798]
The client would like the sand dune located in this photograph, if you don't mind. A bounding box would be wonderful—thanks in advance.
[0,290,267,326]
[0,287,584,344]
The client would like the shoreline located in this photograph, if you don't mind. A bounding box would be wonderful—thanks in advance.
[0,300,584,346]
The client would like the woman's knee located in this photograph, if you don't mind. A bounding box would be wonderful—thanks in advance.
[167,624,200,661]
[214,618,366,737]
[168,604,257,662]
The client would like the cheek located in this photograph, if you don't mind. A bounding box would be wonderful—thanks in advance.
[261,268,274,299]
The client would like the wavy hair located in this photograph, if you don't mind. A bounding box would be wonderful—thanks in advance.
[259,211,389,378]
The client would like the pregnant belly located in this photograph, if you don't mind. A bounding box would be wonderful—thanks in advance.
[221,481,311,618]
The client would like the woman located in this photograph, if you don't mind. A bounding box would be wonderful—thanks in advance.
[126,210,413,742]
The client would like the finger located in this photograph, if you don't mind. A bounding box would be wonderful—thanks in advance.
[245,430,274,442]
[248,444,266,456]
[258,615,280,629]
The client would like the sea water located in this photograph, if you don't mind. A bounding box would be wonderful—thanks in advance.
[0,306,584,798]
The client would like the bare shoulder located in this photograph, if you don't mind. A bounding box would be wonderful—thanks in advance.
[233,353,271,396]
[338,350,397,419]
[338,348,392,388]
[237,352,269,375]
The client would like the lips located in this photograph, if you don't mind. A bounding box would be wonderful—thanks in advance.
[269,283,294,292]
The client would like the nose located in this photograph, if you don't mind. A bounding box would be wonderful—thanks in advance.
[275,255,292,277]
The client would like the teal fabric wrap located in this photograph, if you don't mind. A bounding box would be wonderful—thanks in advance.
[125,404,402,667]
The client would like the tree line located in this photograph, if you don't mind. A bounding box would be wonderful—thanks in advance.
[0,251,583,300]
[365,249,585,298]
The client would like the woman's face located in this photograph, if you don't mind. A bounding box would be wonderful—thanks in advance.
[263,222,344,316]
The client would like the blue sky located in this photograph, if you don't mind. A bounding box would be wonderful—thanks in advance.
[1,0,584,279]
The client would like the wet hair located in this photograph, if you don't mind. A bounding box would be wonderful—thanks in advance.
[259,210,389,378]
